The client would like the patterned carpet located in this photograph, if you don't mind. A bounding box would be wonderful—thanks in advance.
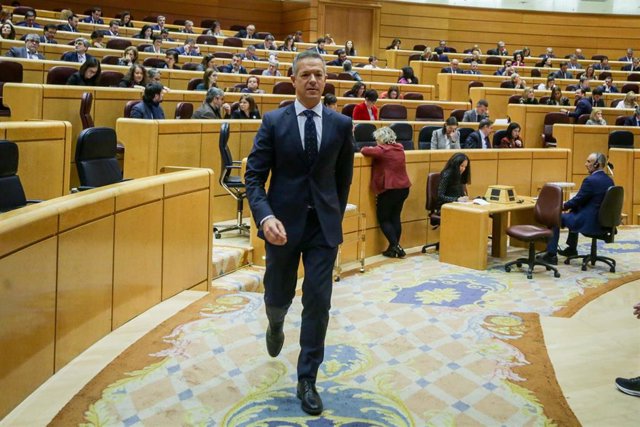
[51,228,640,426]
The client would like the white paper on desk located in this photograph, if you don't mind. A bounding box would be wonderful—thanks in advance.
[473,198,490,205]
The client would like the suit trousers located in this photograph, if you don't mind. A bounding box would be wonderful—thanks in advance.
[263,208,338,382]
[376,187,410,247]
[547,213,580,255]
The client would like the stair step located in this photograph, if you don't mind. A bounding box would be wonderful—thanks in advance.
[211,265,265,293]
[212,244,253,279]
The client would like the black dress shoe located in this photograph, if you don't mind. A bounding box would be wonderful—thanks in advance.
[558,247,578,257]
[395,245,406,258]
[296,379,323,416]
[382,248,397,258]
[536,253,558,265]
[265,325,284,357]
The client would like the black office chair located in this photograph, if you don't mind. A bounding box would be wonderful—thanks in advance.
[458,127,474,145]
[418,125,440,149]
[564,186,624,272]
[421,172,441,252]
[215,122,250,238]
[608,130,634,149]
[492,129,507,147]
[0,140,41,212]
[353,122,377,152]
[75,127,124,189]
[389,122,414,150]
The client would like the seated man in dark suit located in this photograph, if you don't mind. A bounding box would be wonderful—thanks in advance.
[568,55,582,70]
[539,152,614,264]
[256,34,278,51]
[131,83,166,119]
[463,119,493,148]
[240,44,261,61]
[599,76,619,93]
[466,61,481,75]
[221,54,248,74]
[61,38,94,63]
[106,20,120,37]
[57,14,79,32]
[433,47,449,62]
[552,62,573,79]
[80,6,104,24]
[151,15,166,32]
[235,24,256,39]
[487,41,508,56]
[565,88,593,119]
[175,38,201,56]
[623,107,640,126]
[462,99,489,122]
[40,25,58,44]
[326,49,347,66]
[441,58,462,74]
[593,57,611,71]
[588,87,606,107]
[621,57,640,72]
[144,36,165,54]
[619,48,634,62]
[307,38,327,55]
[16,10,42,28]
[192,87,231,119]
[5,33,44,59]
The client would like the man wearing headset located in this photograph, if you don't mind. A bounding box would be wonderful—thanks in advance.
[539,152,614,265]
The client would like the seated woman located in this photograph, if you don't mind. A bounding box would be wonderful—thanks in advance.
[196,54,216,72]
[230,94,261,119]
[437,153,471,210]
[323,93,338,111]
[204,20,223,37]
[1,21,16,40]
[119,11,134,27]
[90,30,105,48]
[519,87,538,104]
[419,47,439,62]
[278,35,297,52]
[66,57,101,86]
[398,66,419,84]
[546,86,570,106]
[498,122,524,148]
[360,126,412,258]
[512,52,525,67]
[118,64,147,88]
[386,38,401,50]
[586,108,607,125]
[380,85,401,99]
[345,82,366,98]
[241,76,266,94]
[537,75,556,91]
[196,69,218,91]
[118,46,139,67]
[135,25,153,40]
[352,89,379,120]
[431,116,460,149]
[521,47,532,57]
[582,65,596,80]
[616,91,638,109]
[345,40,356,56]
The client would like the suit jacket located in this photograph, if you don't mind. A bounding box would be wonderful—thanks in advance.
[143,46,164,54]
[599,84,619,93]
[57,23,78,32]
[569,98,593,118]
[619,56,634,62]
[466,70,481,75]
[307,46,327,55]
[244,103,354,247]
[461,109,487,122]
[441,67,462,74]
[16,21,42,28]
[61,52,94,63]
[5,47,44,59]
[621,64,640,72]
[39,36,58,44]
[623,116,640,126]
[359,143,411,195]
[431,128,460,149]
[464,130,491,149]
[351,102,378,120]
[220,64,247,74]
[192,102,228,119]
[593,64,611,71]
[552,70,573,79]
[234,30,255,39]
[563,170,614,235]
[130,101,165,119]
[80,17,104,24]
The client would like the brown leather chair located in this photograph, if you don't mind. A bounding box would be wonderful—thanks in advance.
[142,58,166,69]
[106,39,131,50]
[627,73,640,82]
[353,123,377,152]
[415,104,444,121]
[450,109,465,121]
[468,81,484,92]
[142,15,158,22]
[279,99,294,109]
[188,78,204,91]
[101,55,121,65]
[531,68,541,77]
[413,44,426,51]
[615,115,629,126]
[326,72,338,80]
[249,68,265,75]
[223,37,243,47]
[213,52,233,59]
[608,130,634,148]
[504,184,563,279]
[46,66,77,85]
[201,19,216,28]
[229,25,245,32]
[341,103,356,118]
[0,60,23,117]
[181,62,200,71]
[196,35,217,45]
[0,140,41,212]
[621,83,639,94]
[485,56,502,65]
[576,114,590,125]
[174,102,193,119]
[80,92,94,129]
[323,83,335,95]
[421,172,441,252]
[508,95,522,104]
[598,71,612,81]
[389,122,414,150]
[337,72,354,81]
[563,186,624,272]
[379,104,408,120]
[541,112,571,147]
[173,19,186,26]
[403,92,424,101]
[97,71,124,87]
[124,100,141,118]
[539,96,550,104]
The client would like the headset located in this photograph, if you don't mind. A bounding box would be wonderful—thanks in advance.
[593,152,614,176]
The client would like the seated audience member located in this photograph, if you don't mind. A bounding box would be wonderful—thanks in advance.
[241,44,260,61]
[90,30,105,48]
[176,38,201,56]
[152,15,166,32]
[131,83,166,119]
[344,40,356,56]
[66,57,101,86]
[323,93,338,111]
[462,99,489,122]
[504,73,526,89]
[586,108,607,125]
[40,24,58,44]
[564,88,592,118]
[346,82,366,98]
[135,25,153,40]
[538,75,556,91]
[623,107,640,126]
[106,20,120,37]
[463,119,493,149]
[325,34,336,45]
[205,20,223,37]
[164,50,181,69]
[487,41,508,56]
[81,6,104,24]
[419,47,439,62]
[360,126,412,258]
[398,66,418,84]
[568,55,582,70]
[614,302,640,396]
[588,87,605,107]
[433,47,449,62]
[61,38,93,63]
[221,54,248,74]
[437,153,471,210]
[119,64,147,88]
[552,62,573,79]
[197,54,216,72]
[438,40,454,53]
[192,87,231,119]
[539,152,614,265]
[519,87,538,105]
[119,11,134,27]
[262,60,281,76]
[181,20,195,34]
[57,13,79,32]
[352,89,379,120]
[462,49,482,64]
[144,36,164,54]
[196,69,218,91]
[235,24,257,39]
[512,52,525,67]
[593,56,611,71]
[241,76,265,94]
[327,49,347,66]
[599,76,618,93]
[343,60,362,81]
[546,86,570,106]
[294,30,304,43]
[279,35,297,52]
[496,60,515,76]
[230,94,261,119]
[497,122,523,148]
[582,65,596,79]
[534,57,553,68]
[381,85,401,99]
[539,47,555,60]
[147,68,162,85]
[386,38,401,50]
[619,48,634,62]
[579,75,592,93]
[119,46,139,67]
[616,91,638,109]
[16,9,41,28]
[622,57,640,72]
[574,48,586,60]
[521,47,531,57]
[466,61,481,75]
[257,34,277,51]
[308,37,326,54]
[0,21,16,40]
[441,59,462,74]
[5,33,43,58]
[431,116,460,149]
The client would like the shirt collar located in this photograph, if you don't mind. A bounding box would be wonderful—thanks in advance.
[294,99,323,118]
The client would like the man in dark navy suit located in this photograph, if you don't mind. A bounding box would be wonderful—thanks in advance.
[540,152,614,264]
[245,50,354,416]
[60,38,93,63]
[463,119,493,148]
[623,107,640,126]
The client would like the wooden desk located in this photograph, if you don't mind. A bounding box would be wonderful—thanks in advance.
[439,197,536,270]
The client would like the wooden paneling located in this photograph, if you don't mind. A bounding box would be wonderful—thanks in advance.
[322,3,375,59]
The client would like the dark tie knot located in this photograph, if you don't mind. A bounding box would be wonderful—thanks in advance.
[303,110,315,119]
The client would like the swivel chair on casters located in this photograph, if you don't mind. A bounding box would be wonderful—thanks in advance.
[215,122,250,238]
[422,172,441,253]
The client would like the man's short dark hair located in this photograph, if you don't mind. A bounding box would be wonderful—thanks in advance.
[165,50,179,62]
[559,61,568,67]
[109,20,119,27]
[143,82,164,102]
[152,35,162,43]
[336,49,345,56]
[68,14,78,21]
[25,10,36,17]
[43,24,57,31]
[478,119,493,129]
[477,99,489,107]
[316,38,325,44]
[368,56,376,63]
[364,89,378,102]
[293,51,325,75]
[323,93,337,106]
[592,88,603,96]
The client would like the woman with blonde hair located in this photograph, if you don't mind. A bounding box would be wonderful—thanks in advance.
[118,46,139,66]
[586,108,607,125]
[616,91,639,109]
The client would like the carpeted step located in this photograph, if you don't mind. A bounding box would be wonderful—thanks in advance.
[212,244,253,279]
[210,265,265,293]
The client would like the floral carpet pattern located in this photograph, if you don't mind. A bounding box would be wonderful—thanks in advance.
[56,228,640,426]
